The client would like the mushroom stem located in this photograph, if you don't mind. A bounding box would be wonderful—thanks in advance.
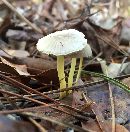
[76,57,83,84]
[68,58,76,93]
[57,55,66,98]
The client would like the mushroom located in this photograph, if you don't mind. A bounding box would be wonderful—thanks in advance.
[67,44,92,90]
[36,29,90,98]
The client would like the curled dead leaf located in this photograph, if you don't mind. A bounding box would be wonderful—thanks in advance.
[0,57,30,76]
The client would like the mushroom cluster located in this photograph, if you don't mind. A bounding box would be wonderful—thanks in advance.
[37,29,92,98]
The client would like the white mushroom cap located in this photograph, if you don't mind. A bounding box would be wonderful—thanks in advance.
[80,44,92,57]
[36,29,87,56]
[68,44,92,58]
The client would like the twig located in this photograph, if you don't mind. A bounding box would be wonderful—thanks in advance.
[0,87,48,105]
[0,73,59,104]
[83,52,103,68]
[96,34,128,56]
[99,60,115,132]
[1,0,42,34]
[42,71,130,94]
[92,2,111,6]
[23,112,94,132]
[29,117,47,132]
[82,93,104,131]
[0,87,89,121]
[0,96,95,119]
[0,105,55,114]
[60,104,95,118]
[108,83,115,132]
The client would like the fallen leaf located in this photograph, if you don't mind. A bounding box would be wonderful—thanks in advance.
[107,63,128,78]
[33,68,59,84]
[83,77,130,125]
[0,62,18,75]
[0,115,37,132]
[1,57,30,76]
[14,57,57,72]
[82,119,129,132]
[5,49,30,58]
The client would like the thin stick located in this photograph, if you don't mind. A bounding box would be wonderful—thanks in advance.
[1,0,42,34]
[0,87,89,121]
[0,73,59,104]
[29,117,47,132]
[82,93,104,131]
[0,88,48,106]
[100,60,115,132]
[0,105,55,114]
[24,112,94,132]
[96,34,128,56]
[108,84,115,132]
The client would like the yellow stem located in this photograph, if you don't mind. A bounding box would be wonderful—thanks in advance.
[57,56,66,98]
[76,57,83,84]
[68,58,76,93]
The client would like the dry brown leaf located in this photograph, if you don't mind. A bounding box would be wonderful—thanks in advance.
[0,62,18,75]
[5,49,30,58]
[1,57,30,76]
[72,90,85,107]
[14,57,57,72]
[0,115,37,132]
[33,69,59,84]
[82,120,129,132]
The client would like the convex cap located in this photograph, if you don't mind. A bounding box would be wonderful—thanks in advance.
[68,44,92,58]
[37,29,89,56]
